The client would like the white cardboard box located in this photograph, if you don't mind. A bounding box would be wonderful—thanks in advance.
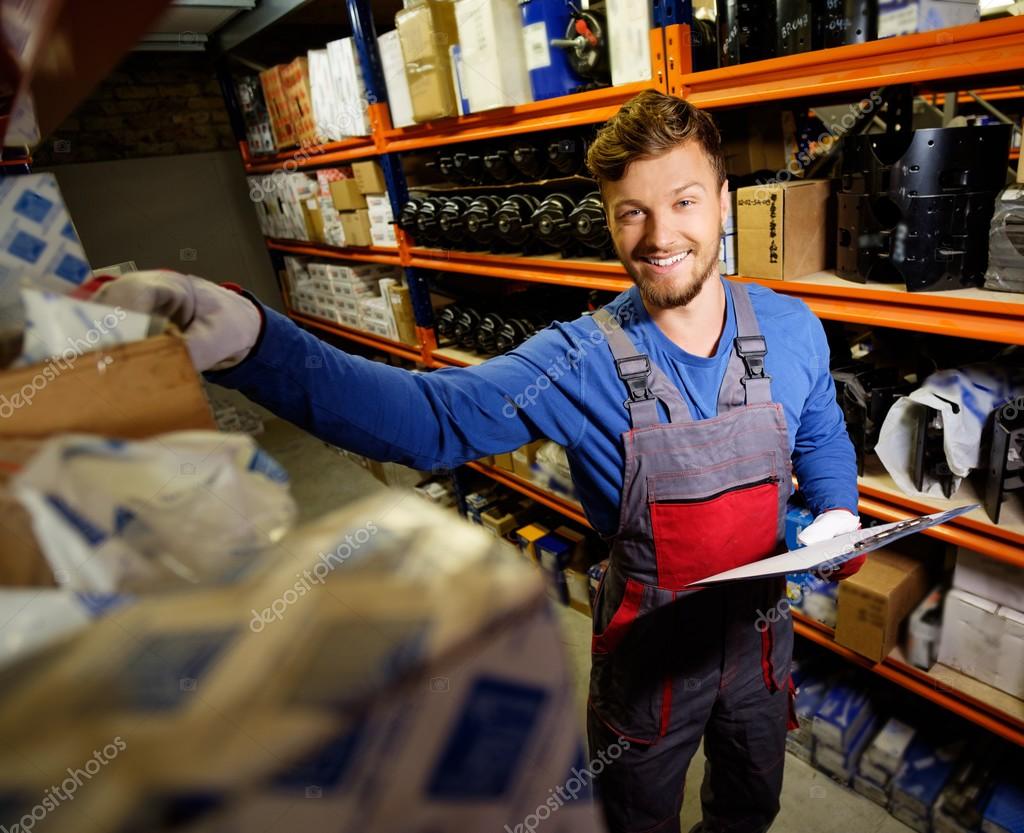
[454,0,532,112]
[953,547,1024,612]
[606,0,653,86]
[378,30,416,129]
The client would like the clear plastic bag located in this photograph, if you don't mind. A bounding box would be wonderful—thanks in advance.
[984,184,1024,294]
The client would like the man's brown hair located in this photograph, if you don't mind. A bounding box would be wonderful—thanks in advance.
[586,89,726,188]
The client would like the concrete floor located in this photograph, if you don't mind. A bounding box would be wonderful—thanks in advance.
[251,409,913,833]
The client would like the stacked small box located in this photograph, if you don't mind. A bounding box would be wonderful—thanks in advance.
[359,297,399,341]
[326,37,372,137]
[350,161,398,249]
[235,76,276,156]
[890,736,962,832]
[720,191,738,275]
[785,662,831,764]
[307,262,341,322]
[853,718,915,808]
[382,279,418,347]
[281,256,310,305]
[280,56,318,148]
[811,681,879,785]
[315,169,348,247]
[258,64,295,149]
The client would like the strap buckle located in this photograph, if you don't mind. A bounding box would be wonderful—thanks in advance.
[734,335,770,382]
[615,355,655,407]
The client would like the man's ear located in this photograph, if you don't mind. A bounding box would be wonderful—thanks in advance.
[719,180,730,227]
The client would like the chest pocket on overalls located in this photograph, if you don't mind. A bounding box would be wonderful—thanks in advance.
[647,450,782,589]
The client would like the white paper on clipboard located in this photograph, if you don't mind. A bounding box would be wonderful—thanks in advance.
[689,504,978,587]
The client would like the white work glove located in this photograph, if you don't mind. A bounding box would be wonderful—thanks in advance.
[797,509,865,580]
[91,271,261,372]
[796,508,861,546]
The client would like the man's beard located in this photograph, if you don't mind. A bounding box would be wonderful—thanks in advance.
[624,228,722,310]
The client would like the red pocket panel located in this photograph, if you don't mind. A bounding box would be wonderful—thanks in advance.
[650,480,778,589]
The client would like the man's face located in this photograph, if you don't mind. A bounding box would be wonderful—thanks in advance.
[602,141,729,309]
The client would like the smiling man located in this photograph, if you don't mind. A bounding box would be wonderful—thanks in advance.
[94,89,861,833]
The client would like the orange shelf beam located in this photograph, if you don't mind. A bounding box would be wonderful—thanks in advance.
[243,138,377,173]
[381,79,656,153]
[793,612,1024,747]
[287,310,422,363]
[266,239,403,267]
[464,461,591,529]
[677,17,1024,109]
[856,494,1024,568]
[730,275,1024,346]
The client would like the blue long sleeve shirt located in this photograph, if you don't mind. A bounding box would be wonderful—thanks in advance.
[210,278,858,537]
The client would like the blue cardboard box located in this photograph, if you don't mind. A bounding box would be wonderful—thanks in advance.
[812,681,875,751]
[892,736,962,819]
[982,778,1024,833]
[785,504,815,550]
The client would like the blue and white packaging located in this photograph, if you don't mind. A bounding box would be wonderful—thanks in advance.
[879,0,978,37]
[862,717,916,780]
[892,736,962,819]
[982,778,1024,833]
[787,570,839,628]
[791,665,832,745]
[814,712,879,785]
[785,504,815,550]
[854,772,891,807]
[812,681,875,751]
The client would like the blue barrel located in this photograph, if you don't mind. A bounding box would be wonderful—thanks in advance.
[519,0,583,101]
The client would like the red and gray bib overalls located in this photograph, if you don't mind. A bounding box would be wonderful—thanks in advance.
[588,281,796,833]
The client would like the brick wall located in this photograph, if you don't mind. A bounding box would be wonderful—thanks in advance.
[34,52,237,166]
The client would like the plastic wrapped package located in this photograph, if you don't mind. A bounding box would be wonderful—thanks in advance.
[396,0,460,123]
[984,184,1024,294]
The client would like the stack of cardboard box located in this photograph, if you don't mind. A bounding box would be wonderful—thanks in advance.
[853,717,916,807]
[811,680,879,785]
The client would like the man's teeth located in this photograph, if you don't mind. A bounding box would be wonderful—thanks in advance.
[646,252,689,267]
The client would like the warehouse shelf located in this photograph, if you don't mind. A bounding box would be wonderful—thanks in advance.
[793,611,1024,747]
[431,346,484,367]
[928,86,1024,105]
[858,459,1024,553]
[677,17,1024,110]
[243,136,377,173]
[266,238,403,266]
[380,79,659,153]
[464,461,590,529]
[286,309,423,364]
[731,272,1024,345]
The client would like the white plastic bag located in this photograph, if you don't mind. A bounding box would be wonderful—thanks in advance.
[11,432,296,593]
[876,364,1024,497]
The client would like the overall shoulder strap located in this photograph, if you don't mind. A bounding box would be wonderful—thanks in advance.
[717,282,773,410]
[593,308,690,429]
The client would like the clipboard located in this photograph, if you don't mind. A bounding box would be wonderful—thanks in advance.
[688,504,978,587]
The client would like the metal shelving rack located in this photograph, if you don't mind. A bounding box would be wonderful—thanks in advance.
[220,6,1024,747]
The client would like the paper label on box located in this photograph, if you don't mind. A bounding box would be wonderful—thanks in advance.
[879,4,918,37]
[522,22,551,71]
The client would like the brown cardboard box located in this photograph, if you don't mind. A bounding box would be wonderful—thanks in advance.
[352,160,387,194]
[493,452,514,472]
[329,178,367,211]
[300,197,325,243]
[835,549,931,662]
[512,440,544,480]
[737,179,832,280]
[396,0,459,122]
[339,211,371,247]
[0,334,215,440]
[385,283,418,346]
[720,109,795,177]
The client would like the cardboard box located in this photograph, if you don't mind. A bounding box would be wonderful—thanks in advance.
[862,717,915,778]
[0,334,214,440]
[737,179,831,280]
[813,713,878,785]
[371,222,398,248]
[835,548,930,662]
[891,736,961,819]
[514,524,549,562]
[378,30,416,129]
[938,588,1002,683]
[352,161,387,194]
[259,64,295,149]
[982,779,1024,833]
[454,0,532,113]
[396,0,460,122]
[812,681,875,751]
[366,194,394,225]
[607,0,653,86]
[493,452,514,472]
[339,210,371,247]
[953,547,1024,611]
[280,56,317,148]
[384,282,418,347]
[329,178,367,211]
[996,605,1024,699]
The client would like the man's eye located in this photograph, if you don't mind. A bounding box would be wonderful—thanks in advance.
[618,209,642,219]
[677,199,694,208]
